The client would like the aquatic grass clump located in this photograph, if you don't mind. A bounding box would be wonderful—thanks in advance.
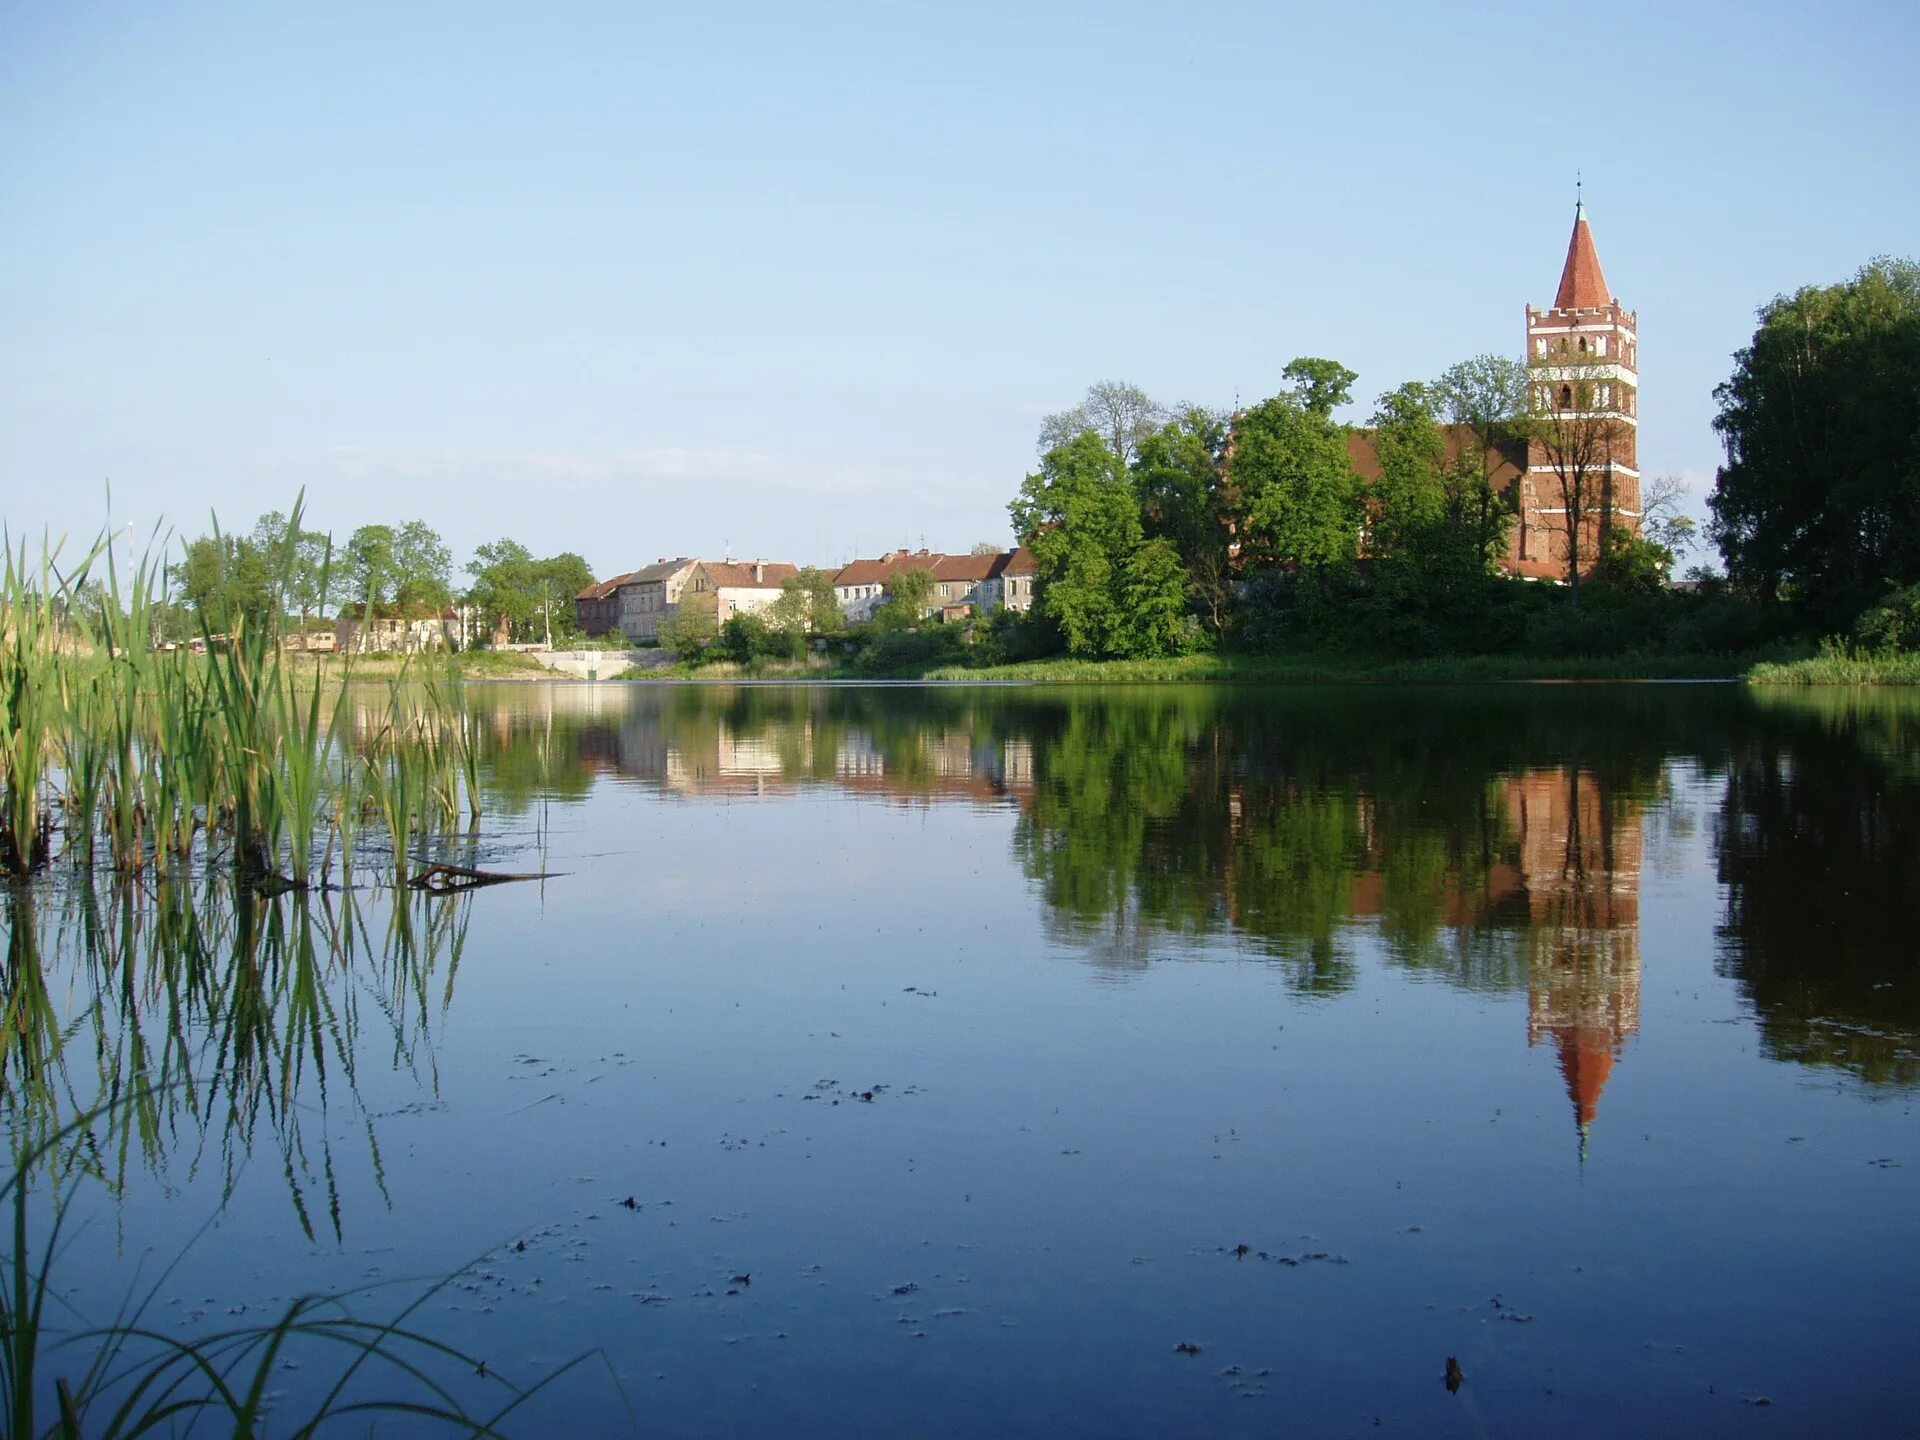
[0,507,488,888]
[1746,637,1920,686]
[2,1104,611,1438]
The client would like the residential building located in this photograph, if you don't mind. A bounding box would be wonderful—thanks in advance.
[613,558,700,644]
[686,559,802,623]
[993,547,1038,613]
[333,609,457,653]
[832,549,939,623]
[1343,201,1639,580]
[282,628,337,654]
[574,572,633,637]
[832,547,1037,622]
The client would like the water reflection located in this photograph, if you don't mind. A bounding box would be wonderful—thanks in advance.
[1720,691,1920,1086]
[461,682,1920,1117]
[1,879,466,1234]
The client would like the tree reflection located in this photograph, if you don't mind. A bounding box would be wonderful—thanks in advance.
[1,879,465,1235]
[456,681,1920,1104]
[1716,692,1920,1086]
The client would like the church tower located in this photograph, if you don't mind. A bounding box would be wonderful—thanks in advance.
[1515,199,1640,575]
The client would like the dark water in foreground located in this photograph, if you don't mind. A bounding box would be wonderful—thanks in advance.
[8,682,1920,1436]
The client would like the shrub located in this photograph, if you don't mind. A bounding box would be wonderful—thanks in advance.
[1853,583,1920,652]
[851,626,967,676]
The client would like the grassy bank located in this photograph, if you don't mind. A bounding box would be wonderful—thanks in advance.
[612,649,1779,685]
[922,652,1772,684]
[1747,642,1920,686]
[293,648,552,679]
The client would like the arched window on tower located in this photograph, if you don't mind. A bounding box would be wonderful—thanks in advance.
[1559,383,1573,409]
[1578,337,1589,353]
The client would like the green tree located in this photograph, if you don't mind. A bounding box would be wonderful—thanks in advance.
[1133,408,1234,633]
[1366,382,1449,576]
[873,566,937,630]
[250,509,335,626]
[342,520,452,616]
[1431,353,1525,564]
[659,589,718,659]
[465,539,537,640]
[1281,357,1358,418]
[1230,368,1362,582]
[1367,381,1510,602]
[1433,354,1529,459]
[529,552,593,646]
[172,532,273,634]
[770,566,844,652]
[1117,537,1190,657]
[1710,257,1920,629]
[392,520,453,614]
[1592,525,1673,595]
[342,524,397,611]
[1011,432,1142,656]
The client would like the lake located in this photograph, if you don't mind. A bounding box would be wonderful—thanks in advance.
[7,681,1919,1436]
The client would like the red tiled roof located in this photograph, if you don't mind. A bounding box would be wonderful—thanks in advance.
[1553,207,1612,310]
[833,551,943,587]
[994,545,1038,577]
[930,554,1000,582]
[1345,429,1526,490]
[577,572,634,601]
[834,548,1034,587]
[700,561,801,590]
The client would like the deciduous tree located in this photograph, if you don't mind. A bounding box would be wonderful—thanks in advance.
[1230,365,1362,583]
[1710,258,1920,628]
[1133,408,1234,633]
[1524,347,1633,607]
[1038,380,1168,467]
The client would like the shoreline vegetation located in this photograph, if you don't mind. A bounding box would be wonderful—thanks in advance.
[1,512,481,884]
[423,644,1916,687]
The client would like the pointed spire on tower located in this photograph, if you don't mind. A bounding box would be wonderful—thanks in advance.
[1558,1031,1615,1166]
[1554,191,1611,310]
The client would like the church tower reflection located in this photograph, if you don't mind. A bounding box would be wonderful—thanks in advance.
[1505,768,1643,1161]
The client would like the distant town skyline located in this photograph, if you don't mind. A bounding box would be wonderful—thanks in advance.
[3,1,1915,578]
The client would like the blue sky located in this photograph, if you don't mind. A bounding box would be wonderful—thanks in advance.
[3,1,1915,579]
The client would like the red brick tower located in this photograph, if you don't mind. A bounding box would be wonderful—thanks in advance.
[1515,198,1641,574]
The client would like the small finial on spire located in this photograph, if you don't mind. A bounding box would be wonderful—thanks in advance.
[1576,171,1583,218]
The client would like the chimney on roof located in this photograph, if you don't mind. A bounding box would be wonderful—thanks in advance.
[752,561,764,583]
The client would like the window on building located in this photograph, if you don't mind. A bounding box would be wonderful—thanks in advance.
[1578,337,1589,353]
[1559,383,1573,408]
[1535,337,1547,356]
[1595,335,1607,356]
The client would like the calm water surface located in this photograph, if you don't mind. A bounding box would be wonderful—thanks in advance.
[9,682,1920,1436]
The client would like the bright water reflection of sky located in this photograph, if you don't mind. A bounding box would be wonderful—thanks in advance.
[20,684,1920,1437]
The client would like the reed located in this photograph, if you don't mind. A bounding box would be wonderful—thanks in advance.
[0,506,484,887]
[3,1101,607,1437]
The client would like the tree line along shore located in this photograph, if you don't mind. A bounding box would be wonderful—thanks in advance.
[28,257,1919,689]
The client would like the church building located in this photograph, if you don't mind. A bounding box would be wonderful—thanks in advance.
[1516,200,1641,577]
[1346,201,1641,580]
